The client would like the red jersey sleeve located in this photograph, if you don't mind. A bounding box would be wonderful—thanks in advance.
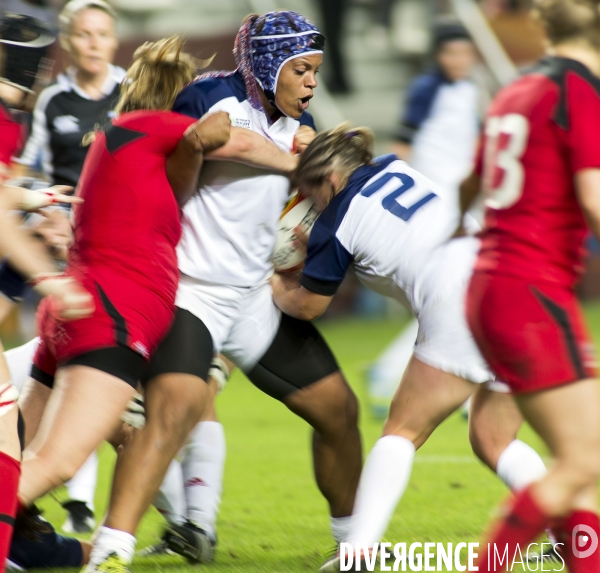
[564,72,600,174]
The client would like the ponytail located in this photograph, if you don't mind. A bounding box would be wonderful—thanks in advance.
[116,36,213,114]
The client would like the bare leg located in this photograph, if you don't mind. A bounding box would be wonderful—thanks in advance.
[347,357,477,548]
[384,356,476,446]
[284,371,361,518]
[19,365,135,506]
[18,377,51,447]
[104,373,212,534]
[516,379,600,515]
[473,379,600,573]
[469,385,524,469]
[469,385,547,492]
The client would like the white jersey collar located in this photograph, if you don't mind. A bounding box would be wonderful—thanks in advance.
[58,64,125,100]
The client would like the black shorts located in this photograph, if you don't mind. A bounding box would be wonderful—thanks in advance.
[141,308,340,401]
[31,346,145,389]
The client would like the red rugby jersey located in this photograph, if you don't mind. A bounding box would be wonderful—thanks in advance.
[0,99,24,173]
[70,110,195,301]
[475,57,600,287]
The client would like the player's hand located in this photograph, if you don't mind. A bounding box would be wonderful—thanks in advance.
[33,209,72,261]
[188,112,231,153]
[20,185,82,211]
[293,126,316,154]
[32,274,95,320]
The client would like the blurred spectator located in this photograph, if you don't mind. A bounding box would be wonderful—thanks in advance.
[14,0,123,187]
[368,22,482,416]
[314,0,351,93]
[391,20,480,207]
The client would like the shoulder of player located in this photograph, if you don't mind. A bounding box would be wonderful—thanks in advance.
[297,110,316,130]
[113,109,193,132]
[317,155,399,234]
[529,57,600,128]
[178,72,246,108]
[33,79,68,114]
[407,70,447,100]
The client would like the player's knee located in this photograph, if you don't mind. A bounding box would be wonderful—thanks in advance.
[468,423,498,469]
[319,381,359,435]
[36,451,81,488]
[147,393,204,449]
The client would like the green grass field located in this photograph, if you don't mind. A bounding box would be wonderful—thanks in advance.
[32,303,600,572]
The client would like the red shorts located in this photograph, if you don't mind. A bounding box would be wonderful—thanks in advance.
[466,272,597,393]
[33,267,176,383]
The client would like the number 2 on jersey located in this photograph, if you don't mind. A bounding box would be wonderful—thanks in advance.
[360,172,437,221]
[483,113,530,209]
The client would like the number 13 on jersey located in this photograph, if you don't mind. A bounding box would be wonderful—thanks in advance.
[483,113,530,209]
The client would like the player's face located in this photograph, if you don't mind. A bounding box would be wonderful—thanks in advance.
[275,53,322,119]
[436,40,476,81]
[65,8,118,77]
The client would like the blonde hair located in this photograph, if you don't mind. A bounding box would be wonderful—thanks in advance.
[116,36,212,114]
[533,0,600,48]
[293,123,374,188]
[59,0,117,35]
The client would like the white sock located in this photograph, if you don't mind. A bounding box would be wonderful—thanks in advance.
[347,435,415,548]
[66,450,98,510]
[89,526,136,564]
[182,421,226,542]
[154,459,186,525]
[330,516,352,544]
[496,439,547,492]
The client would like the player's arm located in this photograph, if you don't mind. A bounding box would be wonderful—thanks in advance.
[0,184,80,211]
[272,219,350,320]
[0,190,62,278]
[271,273,333,320]
[166,111,231,207]
[575,169,600,240]
[206,127,299,175]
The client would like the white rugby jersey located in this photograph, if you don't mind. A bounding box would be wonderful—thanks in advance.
[173,72,315,287]
[410,80,479,198]
[300,155,464,313]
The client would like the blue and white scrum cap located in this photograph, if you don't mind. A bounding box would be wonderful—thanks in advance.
[249,11,324,109]
[0,14,56,93]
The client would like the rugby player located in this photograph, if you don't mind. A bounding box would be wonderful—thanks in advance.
[466,1,600,570]
[86,12,363,571]
[269,124,495,572]
[15,35,230,541]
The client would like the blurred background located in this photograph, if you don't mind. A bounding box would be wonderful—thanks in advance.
[4,0,598,343]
